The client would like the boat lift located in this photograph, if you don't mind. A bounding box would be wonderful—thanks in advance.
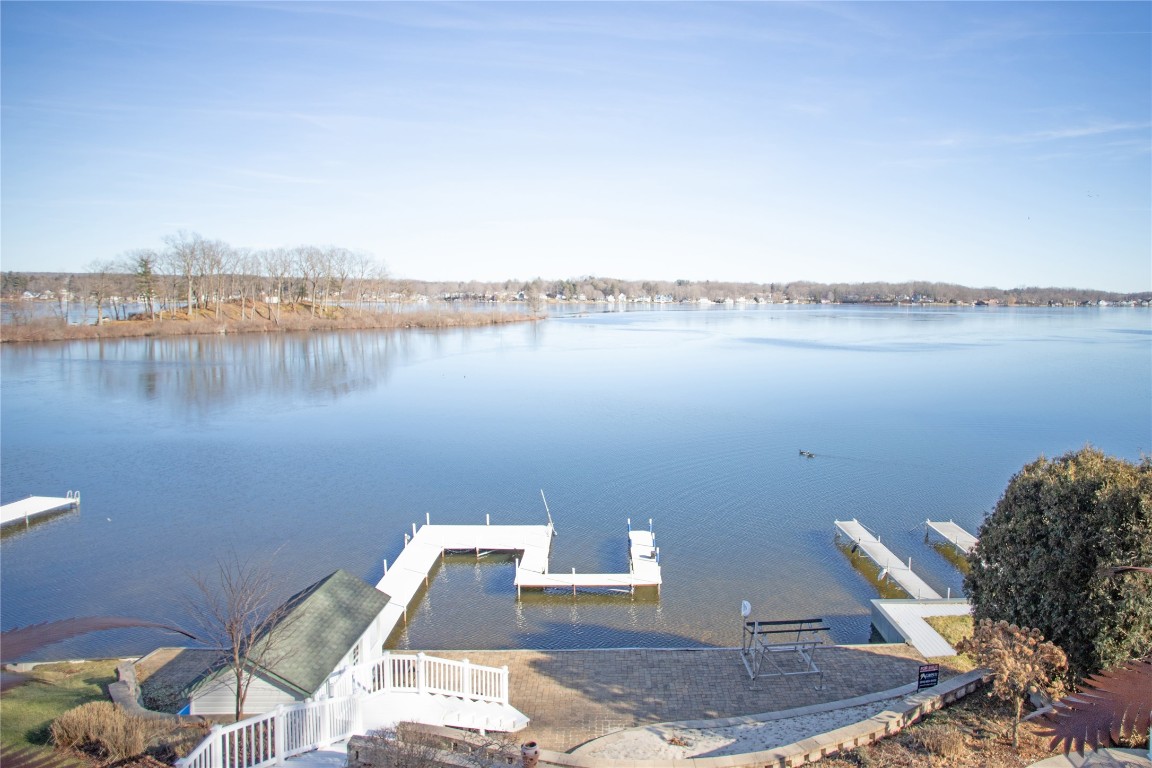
[738,601,828,688]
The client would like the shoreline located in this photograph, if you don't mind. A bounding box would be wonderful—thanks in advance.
[0,303,540,344]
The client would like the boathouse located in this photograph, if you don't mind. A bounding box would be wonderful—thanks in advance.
[186,569,392,716]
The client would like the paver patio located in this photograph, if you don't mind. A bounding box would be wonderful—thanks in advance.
[430,643,929,752]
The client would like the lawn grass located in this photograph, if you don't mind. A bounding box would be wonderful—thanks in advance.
[0,660,119,751]
[925,614,978,673]
[925,613,974,647]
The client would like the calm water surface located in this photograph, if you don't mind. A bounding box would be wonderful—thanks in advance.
[2,305,1149,660]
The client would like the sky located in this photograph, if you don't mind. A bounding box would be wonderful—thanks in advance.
[1,2,1149,291]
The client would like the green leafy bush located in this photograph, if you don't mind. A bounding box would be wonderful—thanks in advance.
[965,447,1152,680]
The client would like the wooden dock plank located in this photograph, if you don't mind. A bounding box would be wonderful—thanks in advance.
[834,519,942,600]
[925,520,978,555]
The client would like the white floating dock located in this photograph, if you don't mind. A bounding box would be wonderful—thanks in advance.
[375,517,660,639]
[834,519,942,600]
[0,493,81,527]
[925,520,978,555]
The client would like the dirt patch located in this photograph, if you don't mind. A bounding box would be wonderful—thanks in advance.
[819,692,1071,768]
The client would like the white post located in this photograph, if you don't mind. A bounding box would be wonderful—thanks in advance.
[486,513,490,526]
[273,705,286,765]
[412,521,417,537]
[382,559,388,576]
[383,651,392,692]
[351,694,364,738]
[417,652,426,694]
[209,724,223,768]
[462,659,472,699]
[426,512,430,525]
[311,698,329,748]
[502,665,510,704]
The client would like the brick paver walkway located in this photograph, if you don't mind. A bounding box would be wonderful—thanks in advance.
[431,644,928,752]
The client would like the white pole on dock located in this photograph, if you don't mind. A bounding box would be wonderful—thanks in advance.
[486,514,490,526]
[412,522,417,537]
[540,489,555,532]
[382,559,388,575]
[426,512,430,525]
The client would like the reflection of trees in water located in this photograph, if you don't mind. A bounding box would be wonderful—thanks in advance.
[86,331,416,417]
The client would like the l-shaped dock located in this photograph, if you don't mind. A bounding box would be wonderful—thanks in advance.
[374,517,661,640]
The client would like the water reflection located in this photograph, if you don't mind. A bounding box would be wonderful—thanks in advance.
[4,331,424,421]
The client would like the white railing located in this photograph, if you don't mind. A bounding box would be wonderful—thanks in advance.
[178,653,510,768]
[327,652,509,706]
[178,695,358,768]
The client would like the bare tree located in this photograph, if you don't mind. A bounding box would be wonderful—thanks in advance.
[260,248,292,325]
[163,230,204,316]
[957,618,1068,747]
[84,259,118,324]
[186,552,298,722]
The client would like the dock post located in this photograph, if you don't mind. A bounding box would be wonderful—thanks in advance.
[382,559,388,576]
[486,513,490,526]
[572,568,576,596]
[412,522,417,537]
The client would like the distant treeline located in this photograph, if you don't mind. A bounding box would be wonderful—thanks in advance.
[1,232,1148,310]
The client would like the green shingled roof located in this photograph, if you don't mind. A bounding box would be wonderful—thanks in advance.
[252,569,390,696]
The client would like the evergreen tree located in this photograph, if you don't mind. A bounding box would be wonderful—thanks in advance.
[965,447,1152,680]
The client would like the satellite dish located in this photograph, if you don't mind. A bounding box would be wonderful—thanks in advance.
[740,600,752,618]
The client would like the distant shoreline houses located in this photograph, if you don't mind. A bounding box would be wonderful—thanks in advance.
[10,289,1151,309]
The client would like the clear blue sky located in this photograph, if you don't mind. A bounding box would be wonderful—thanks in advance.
[2,1,1149,290]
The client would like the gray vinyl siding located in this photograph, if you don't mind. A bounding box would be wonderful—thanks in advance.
[189,672,300,717]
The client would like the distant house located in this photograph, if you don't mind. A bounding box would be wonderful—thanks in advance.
[186,569,391,717]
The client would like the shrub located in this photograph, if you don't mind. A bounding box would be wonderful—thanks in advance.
[50,701,148,761]
[965,447,1152,681]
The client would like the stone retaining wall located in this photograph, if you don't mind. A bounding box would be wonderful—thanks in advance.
[109,660,182,720]
[363,669,987,768]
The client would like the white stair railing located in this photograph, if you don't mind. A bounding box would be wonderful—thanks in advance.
[327,652,509,705]
[179,653,513,768]
[177,695,359,768]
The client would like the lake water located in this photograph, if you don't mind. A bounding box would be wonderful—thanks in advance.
[2,305,1149,660]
